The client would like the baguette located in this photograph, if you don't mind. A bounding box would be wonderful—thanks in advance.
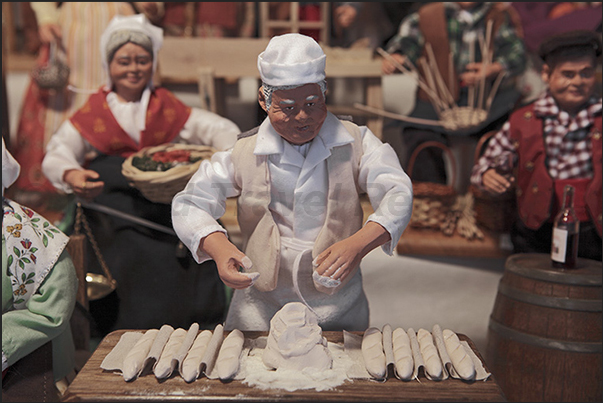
[392,327,414,380]
[216,329,245,381]
[417,328,442,380]
[361,327,386,379]
[443,329,476,380]
[154,328,187,379]
[122,329,158,381]
[180,330,213,382]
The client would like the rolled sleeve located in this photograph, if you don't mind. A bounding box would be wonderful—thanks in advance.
[176,108,240,151]
[42,121,93,193]
[358,128,413,255]
[172,150,241,263]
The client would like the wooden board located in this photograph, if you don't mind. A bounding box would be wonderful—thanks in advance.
[62,330,506,402]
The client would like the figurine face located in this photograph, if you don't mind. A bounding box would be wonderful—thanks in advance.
[542,55,597,115]
[260,83,327,145]
[109,42,153,101]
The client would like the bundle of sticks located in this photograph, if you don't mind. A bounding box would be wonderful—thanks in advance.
[356,20,506,132]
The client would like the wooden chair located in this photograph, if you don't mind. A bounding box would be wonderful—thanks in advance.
[66,233,90,351]
[258,2,331,44]
[66,213,94,372]
[1,342,59,402]
[65,202,116,369]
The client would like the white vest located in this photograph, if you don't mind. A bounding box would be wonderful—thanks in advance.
[231,120,365,293]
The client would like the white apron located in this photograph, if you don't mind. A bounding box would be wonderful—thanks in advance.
[224,237,369,331]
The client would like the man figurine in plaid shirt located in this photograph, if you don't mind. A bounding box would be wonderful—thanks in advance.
[471,30,602,261]
[382,2,526,184]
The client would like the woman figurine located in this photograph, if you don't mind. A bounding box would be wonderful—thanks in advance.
[42,14,241,336]
[11,2,139,198]
[3,138,78,398]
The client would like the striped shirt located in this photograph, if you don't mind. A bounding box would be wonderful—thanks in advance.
[471,92,602,187]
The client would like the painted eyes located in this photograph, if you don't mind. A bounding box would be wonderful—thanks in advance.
[117,57,151,67]
[561,70,594,80]
[283,102,315,111]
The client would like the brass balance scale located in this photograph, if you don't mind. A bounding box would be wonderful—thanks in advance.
[73,202,117,300]
[73,201,185,300]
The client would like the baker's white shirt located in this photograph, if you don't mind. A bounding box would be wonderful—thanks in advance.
[172,112,413,263]
[42,88,241,193]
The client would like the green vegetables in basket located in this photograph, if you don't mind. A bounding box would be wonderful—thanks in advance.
[131,149,203,172]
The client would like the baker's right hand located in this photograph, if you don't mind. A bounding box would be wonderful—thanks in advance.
[200,232,259,289]
[63,169,105,201]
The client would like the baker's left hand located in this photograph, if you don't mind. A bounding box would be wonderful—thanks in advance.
[314,222,391,282]
[313,238,364,283]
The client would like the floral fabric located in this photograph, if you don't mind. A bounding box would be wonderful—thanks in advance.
[3,199,68,310]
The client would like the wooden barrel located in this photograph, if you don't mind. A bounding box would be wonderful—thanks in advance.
[486,253,602,402]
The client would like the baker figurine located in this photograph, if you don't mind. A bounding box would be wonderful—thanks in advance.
[172,33,413,331]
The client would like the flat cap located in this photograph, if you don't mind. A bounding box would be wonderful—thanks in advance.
[538,30,602,61]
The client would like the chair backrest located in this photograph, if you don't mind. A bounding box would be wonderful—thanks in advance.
[258,2,331,44]
[66,234,88,310]
[66,234,90,353]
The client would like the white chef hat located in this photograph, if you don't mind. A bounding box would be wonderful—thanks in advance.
[2,138,20,197]
[257,33,326,86]
[99,14,164,90]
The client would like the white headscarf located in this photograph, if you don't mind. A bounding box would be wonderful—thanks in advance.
[99,14,164,90]
[257,33,326,86]
[2,138,20,197]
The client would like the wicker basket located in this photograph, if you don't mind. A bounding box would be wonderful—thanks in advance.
[406,141,457,229]
[439,107,487,131]
[470,131,516,232]
[121,144,216,204]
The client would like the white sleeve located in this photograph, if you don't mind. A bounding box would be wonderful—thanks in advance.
[41,120,95,194]
[175,108,240,151]
[30,2,60,25]
[357,127,413,256]
[171,150,241,263]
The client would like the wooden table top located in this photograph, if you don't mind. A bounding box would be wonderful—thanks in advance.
[62,330,506,402]
[396,226,511,259]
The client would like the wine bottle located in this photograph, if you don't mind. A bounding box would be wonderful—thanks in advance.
[551,185,579,269]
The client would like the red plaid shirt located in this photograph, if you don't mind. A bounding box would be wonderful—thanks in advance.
[471,92,602,187]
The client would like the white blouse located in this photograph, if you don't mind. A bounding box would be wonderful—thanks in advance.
[42,88,240,193]
[171,113,414,264]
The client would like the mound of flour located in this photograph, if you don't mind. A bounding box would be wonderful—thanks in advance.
[239,302,353,391]
[262,302,332,371]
